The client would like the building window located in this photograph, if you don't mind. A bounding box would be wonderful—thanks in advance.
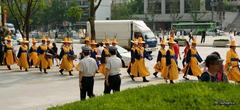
[166,0,180,14]
[185,0,201,13]
[147,0,161,14]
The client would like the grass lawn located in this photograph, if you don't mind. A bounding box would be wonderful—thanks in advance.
[48,82,240,110]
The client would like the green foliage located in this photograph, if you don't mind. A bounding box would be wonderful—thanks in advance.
[48,82,240,110]
[66,5,83,23]
[112,0,144,20]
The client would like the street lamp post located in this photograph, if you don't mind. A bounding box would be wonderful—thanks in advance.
[210,0,214,22]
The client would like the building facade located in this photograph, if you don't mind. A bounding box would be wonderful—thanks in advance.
[136,0,240,31]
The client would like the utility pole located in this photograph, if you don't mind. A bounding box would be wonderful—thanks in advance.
[0,0,2,26]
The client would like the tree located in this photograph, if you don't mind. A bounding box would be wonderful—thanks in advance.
[67,3,83,24]
[169,0,182,22]
[88,0,102,40]
[112,0,144,20]
[6,0,44,40]
[186,0,207,22]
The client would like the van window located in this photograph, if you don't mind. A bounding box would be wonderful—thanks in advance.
[142,31,155,39]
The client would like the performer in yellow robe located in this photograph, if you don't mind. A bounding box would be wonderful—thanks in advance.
[59,37,74,76]
[46,37,53,69]
[153,39,167,78]
[182,38,203,80]
[17,39,29,71]
[164,37,179,84]
[37,37,49,74]
[4,36,16,70]
[29,38,39,68]
[98,39,111,76]
[131,38,153,82]
[90,40,98,59]
[224,40,240,83]
[127,39,138,81]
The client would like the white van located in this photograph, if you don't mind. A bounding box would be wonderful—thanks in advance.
[5,23,16,33]
[87,20,157,50]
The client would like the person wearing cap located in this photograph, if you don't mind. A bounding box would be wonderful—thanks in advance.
[59,37,75,76]
[78,46,98,100]
[104,46,122,94]
[153,39,167,78]
[98,38,111,76]
[127,39,138,81]
[131,38,152,82]
[46,37,54,69]
[182,38,203,80]
[17,38,29,71]
[80,37,91,59]
[90,40,98,59]
[37,37,49,73]
[224,40,240,83]
[29,38,39,68]
[164,37,179,84]
[4,35,17,70]
[209,52,228,82]
[201,54,224,82]
[111,38,126,67]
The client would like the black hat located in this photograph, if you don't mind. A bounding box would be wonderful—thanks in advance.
[205,54,224,67]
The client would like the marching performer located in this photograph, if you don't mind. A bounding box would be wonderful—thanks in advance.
[164,37,179,83]
[17,38,29,71]
[4,35,17,70]
[37,37,49,74]
[131,38,152,82]
[153,39,167,78]
[182,38,203,80]
[224,40,240,83]
[29,38,39,68]
[127,39,138,81]
[59,37,75,76]
[90,40,98,59]
[46,37,54,69]
[98,39,111,76]
[80,37,91,59]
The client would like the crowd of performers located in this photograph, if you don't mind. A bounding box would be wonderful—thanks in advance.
[1,34,240,100]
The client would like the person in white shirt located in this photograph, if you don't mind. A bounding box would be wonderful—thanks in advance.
[78,46,98,100]
[104,46,122,94]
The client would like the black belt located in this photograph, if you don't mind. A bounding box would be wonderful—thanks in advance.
[231,58,239,61]
[82,76,94,78]
[191,54,197,57]
[109,74,120,77]
[162,55,166,57]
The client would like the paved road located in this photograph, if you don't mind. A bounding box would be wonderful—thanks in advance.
[0,42,239,110]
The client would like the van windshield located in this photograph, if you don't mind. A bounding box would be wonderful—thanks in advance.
[142,31,155,39]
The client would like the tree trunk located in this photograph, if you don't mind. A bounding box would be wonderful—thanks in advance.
[89,0,95,40]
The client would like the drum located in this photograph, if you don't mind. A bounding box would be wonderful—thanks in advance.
[68,54,77,60]
[45,53,53,58]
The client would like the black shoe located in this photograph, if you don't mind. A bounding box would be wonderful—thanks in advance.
[59,69,64,75]
[143,77,149,82]
[7,66,11,70]
[153,72,158,78]
[20,67,22,70]
[44,69,48,74]
[69,73,73,76]
[25,69,28,72]
[165,79,168,83]
[170,80,174,84]
[47,66,50,69]
[35,66,38,68]
[183,76,189,80]
[39,68,42,72]
[130,75,135,81]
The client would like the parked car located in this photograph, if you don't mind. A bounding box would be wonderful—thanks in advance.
[206,29,224,36]
[115,45,131,66]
